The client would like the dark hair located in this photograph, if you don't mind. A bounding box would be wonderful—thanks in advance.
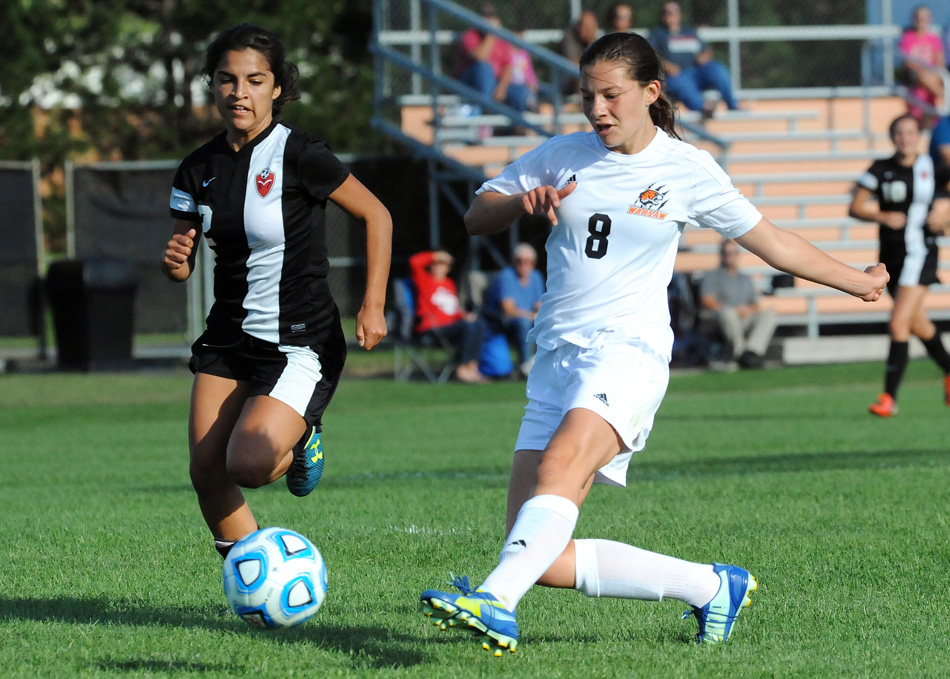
[202,24,300,116]
[605,3,633,28]
[579,32,681,140]
[888,112,921,140]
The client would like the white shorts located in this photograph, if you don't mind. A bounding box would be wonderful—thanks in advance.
[514,336,670,487]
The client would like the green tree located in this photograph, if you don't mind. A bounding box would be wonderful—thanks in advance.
[0,0,387,251]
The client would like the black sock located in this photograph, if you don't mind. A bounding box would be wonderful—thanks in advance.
[214,525,260,559]
[921,334,950,374]
[214,539,236,559]
[884,341,909,398]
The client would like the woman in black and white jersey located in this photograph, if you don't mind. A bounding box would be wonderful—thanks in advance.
[419,31,889,654]
[161,24,392,559]
[850,113,950,417]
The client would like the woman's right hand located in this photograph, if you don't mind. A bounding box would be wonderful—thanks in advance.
[521,182,577,226]
[162,228,196,279]
[879,211,907,229]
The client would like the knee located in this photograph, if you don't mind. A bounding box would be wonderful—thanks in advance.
[889,317,911,340]
[536,444,584,488]
[226,431,282,489]
[226,456,272,489]
[706,60,730,77]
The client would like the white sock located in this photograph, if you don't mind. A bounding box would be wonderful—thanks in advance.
[573,538,719,608]
[479,494,579,611]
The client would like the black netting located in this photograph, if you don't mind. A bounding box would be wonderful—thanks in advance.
[0,166,41,336]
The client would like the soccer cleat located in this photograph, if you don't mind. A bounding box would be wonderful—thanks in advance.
[944,375,950,406]
[286,426,324,497]
[868,393,898,418]
[420,575,519,654]
[683,563,757,644]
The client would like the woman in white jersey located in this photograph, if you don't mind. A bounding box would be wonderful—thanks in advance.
[162,25,392,561]
[849,113,950,418]
[420,32,889,654]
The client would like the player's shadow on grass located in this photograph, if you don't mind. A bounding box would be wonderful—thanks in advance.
[282,622,426,668]
[0,596,428,669]
[630,447,948,481]
[0,596,225,630]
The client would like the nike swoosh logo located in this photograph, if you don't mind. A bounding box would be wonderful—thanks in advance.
[202,177,216,187]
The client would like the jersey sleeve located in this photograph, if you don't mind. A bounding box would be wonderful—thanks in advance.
[857,161,881,192]
[688,155,762,239]
[477,140,557,195]
[170,160,202,222]
[298,136,350,202]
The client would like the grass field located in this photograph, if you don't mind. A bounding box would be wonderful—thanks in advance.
[1,359,948,678]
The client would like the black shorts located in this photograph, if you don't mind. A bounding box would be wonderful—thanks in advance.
[189,322,347,430]
[881,237,940,298]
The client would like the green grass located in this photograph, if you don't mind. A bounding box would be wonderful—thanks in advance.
[1,361,948,678]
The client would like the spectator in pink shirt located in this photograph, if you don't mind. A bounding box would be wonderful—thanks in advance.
[505,23,539,113]
[453,4,531,115]
[898,5,946,126]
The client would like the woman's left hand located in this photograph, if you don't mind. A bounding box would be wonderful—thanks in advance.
[356,306,388,350]
[926,198,950,233]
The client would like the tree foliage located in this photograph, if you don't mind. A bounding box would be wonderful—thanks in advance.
[0,0,385,250]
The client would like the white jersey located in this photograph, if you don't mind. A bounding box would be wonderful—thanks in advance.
[478,129,762,356]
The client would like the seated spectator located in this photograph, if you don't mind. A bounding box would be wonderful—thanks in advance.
[482,243,545,377]
[409,250,489,384]
[452,3,528,118]
[898,5,946,126]
[931,112,950,167]
[558,10,600,97]
[505,23,539,115]
[648,1,739,116]
[606,3,635,34]
[699,239,776,369]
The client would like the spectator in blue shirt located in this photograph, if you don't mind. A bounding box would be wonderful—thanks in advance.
[648,1,739,115]
[482,243,545,376]
[931,113,950,168]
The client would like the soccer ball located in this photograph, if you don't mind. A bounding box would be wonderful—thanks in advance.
[222,527,327,629]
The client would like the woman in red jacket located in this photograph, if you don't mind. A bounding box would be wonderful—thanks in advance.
[410,250,489,383]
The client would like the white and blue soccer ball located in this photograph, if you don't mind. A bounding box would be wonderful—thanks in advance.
[222,527,327,629]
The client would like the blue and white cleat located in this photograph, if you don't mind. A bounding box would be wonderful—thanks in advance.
[683,563,757,644]
[286,426,324,497]
[421,575,519,655]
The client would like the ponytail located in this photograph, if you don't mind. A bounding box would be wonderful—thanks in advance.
[650,93,681,140]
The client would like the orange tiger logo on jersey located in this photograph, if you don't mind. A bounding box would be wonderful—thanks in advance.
[628,183,669,219]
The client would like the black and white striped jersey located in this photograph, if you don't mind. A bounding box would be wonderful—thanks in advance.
[858,154,948,259]
[170,121,349,347]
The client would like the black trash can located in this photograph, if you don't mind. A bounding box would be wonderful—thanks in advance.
[46,258,138,371]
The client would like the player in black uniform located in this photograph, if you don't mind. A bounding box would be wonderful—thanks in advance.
[161,24,392,557]
[850,113,950,417]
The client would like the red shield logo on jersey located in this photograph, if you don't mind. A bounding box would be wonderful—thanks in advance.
[256,168,275,198]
